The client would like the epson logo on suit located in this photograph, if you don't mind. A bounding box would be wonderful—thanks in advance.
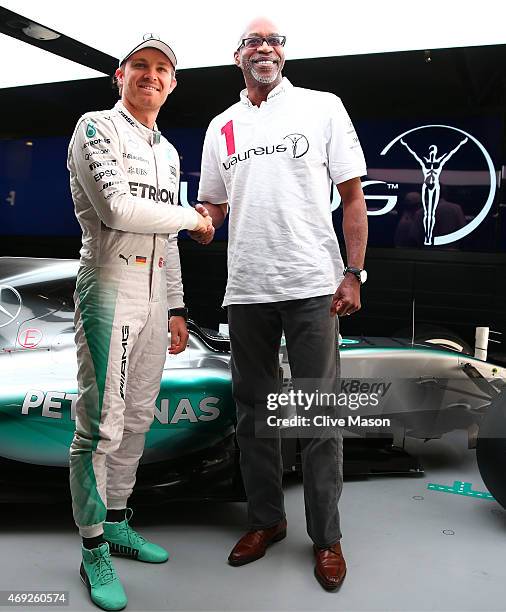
[94,169,118,182]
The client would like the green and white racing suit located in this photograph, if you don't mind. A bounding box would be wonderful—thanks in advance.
[68,101,199,537]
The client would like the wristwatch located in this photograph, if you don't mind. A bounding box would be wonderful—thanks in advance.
[344,266,367,285]
[169,307,189,321]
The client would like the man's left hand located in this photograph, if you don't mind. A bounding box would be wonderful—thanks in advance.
[189,225,215,245]
[168,316,189,354]
[330,275,361,317]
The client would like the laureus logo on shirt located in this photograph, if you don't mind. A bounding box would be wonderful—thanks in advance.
[85,121,97,138]
[283,133,309,158]
[222,133,310,170]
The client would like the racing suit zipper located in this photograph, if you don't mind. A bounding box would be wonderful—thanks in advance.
[150,139,159,302]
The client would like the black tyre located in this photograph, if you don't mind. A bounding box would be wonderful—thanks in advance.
[476,390,506,510]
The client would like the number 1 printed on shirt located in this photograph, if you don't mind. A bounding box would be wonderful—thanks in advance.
[221,120,236,156]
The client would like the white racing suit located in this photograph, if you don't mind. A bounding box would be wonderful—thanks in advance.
[68,101,199,537]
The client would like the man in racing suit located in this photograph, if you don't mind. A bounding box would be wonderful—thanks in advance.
[68,36,211,611]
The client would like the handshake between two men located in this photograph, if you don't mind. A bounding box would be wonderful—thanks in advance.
[189,203,219,245]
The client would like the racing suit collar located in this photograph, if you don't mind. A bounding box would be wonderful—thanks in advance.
[240,77,293,108]
[114,101,161,144]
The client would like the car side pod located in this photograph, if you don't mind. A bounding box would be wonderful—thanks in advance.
[476,389,506,510]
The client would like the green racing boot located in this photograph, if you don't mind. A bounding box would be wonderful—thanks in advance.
[80,542,127,611]
[103,508,169,563]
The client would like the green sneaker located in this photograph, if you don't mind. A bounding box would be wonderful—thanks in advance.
[80,543,127,611]
[103,508,169,563]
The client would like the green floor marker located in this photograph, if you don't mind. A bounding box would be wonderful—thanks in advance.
[427,480,495,500]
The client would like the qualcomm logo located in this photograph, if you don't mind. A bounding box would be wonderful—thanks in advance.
[332,125,497,246]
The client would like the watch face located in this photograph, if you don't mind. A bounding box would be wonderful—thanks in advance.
[359,270,368,284]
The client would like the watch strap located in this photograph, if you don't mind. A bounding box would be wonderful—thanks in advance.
[344,266,364,283]
[169,307,188,320]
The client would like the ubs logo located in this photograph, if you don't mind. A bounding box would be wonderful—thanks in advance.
[283,133,309,159]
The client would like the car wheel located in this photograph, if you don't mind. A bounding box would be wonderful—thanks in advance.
[476,390,506,510]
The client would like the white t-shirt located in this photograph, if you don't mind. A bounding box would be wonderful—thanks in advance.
[198,78,367,306]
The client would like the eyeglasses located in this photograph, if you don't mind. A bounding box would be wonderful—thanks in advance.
[239,35,286,49]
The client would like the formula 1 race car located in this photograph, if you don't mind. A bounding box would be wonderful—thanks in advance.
[0,257,505,508]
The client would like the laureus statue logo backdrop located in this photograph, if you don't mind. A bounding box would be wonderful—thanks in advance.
[381,125,497,246]
[330,124,498,248]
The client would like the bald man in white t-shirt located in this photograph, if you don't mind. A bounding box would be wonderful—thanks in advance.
[193,17,368,591]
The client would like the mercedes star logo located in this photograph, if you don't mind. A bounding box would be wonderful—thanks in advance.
[0,285,22,328]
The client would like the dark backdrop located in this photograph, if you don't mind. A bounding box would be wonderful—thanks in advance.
[1,45,506,358]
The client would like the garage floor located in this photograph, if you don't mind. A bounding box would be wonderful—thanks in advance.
[1,431,504,612]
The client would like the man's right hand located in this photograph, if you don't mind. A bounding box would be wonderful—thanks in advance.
[194,210,213,232]
[189,204,215,244]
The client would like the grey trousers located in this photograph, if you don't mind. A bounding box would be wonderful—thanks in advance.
[228,295,343,548]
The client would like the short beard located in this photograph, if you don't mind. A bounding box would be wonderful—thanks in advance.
[242,59,280,84]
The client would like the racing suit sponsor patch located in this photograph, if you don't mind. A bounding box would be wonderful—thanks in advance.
[119,254,132,265]
[119,325,129,399]
[128,181,175,204]
[85,121,97,138]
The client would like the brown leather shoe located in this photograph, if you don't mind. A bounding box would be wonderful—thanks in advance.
[228,519,287,566]
[313,542,347,591]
